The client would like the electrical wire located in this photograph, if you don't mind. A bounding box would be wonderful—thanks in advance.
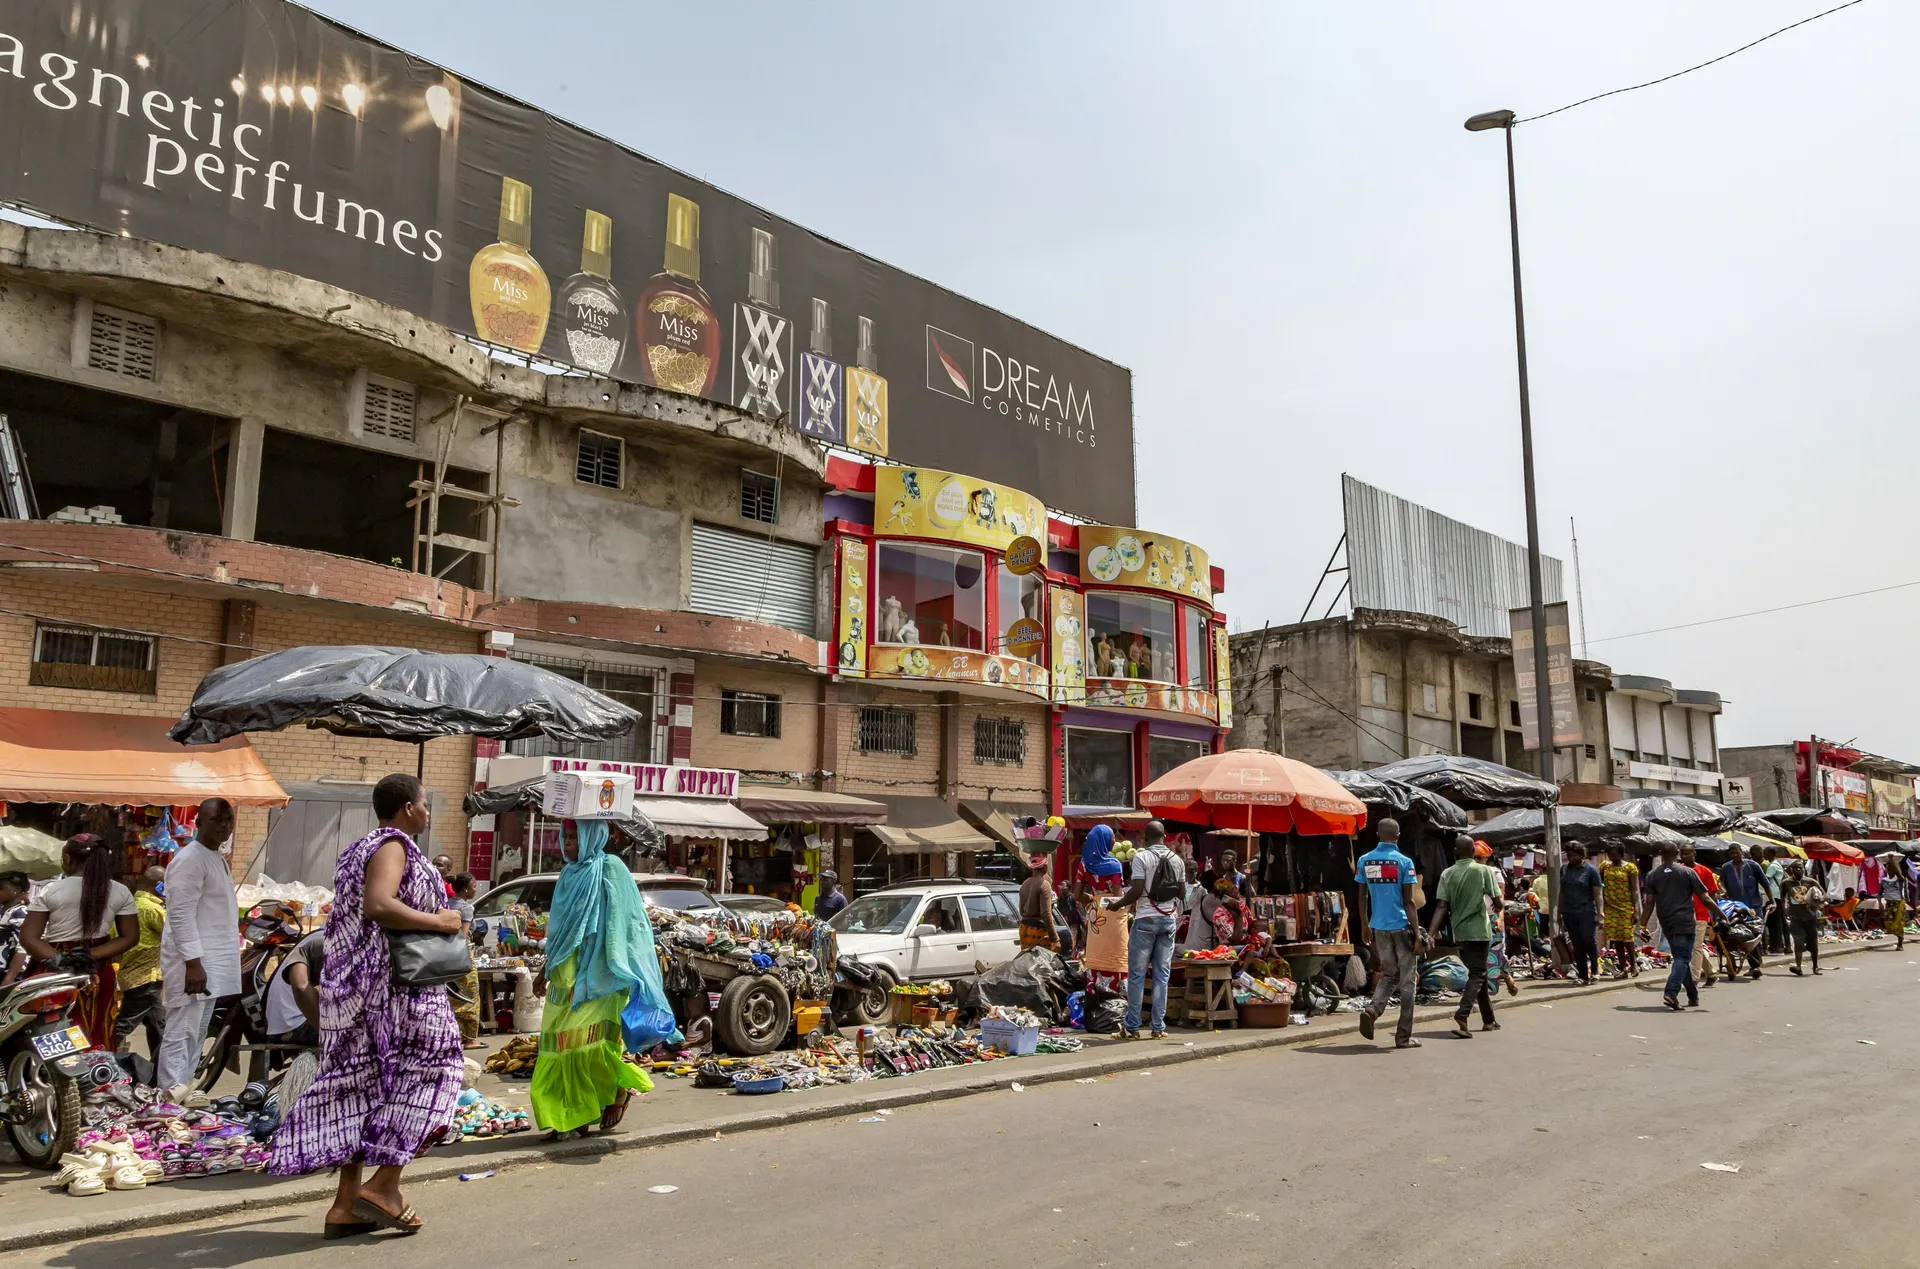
[1584,577,1920,646]
[1517,0,1871,124]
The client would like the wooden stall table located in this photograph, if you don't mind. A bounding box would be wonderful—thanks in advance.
[1166,956,1238,1031]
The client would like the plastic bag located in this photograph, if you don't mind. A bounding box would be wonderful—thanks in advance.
[961,947,1072,1021]
[1419,955,1468,995]
[1067,991,1085,1028]
[1084,988,1129,1034]
[1341,954,1368,994]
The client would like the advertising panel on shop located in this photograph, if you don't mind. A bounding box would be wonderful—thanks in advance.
[872,467,1046,553]
[1049,587,1086,705]
[833,538,869,676]
[1077,526,1213,604]
[0,0,1136,524]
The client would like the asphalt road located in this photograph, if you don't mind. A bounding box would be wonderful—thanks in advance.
[10,946,1920,1269]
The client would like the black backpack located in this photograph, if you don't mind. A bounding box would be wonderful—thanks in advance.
[1144,847,1184,907]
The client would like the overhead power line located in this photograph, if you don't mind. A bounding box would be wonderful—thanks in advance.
[1585,578,1920,646]
[1518,0,1870,124]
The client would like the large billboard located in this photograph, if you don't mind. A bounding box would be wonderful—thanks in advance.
[1509,601,1582,751]
[0,2,1135,524]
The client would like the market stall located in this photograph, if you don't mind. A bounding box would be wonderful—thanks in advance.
[737,784,889,905]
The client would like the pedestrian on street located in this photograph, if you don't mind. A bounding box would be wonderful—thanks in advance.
[1428,834,1503,1039]
[17,834,139,1048]
[432,854,456,901]
[1781,860,1827,976]
[1878,853,1908,950]
[1678,845,1723,988]
[270,774,466,1239]
[1559,844,1604,986]
[1475,843,1521,996]
[1074,824,1129,994]
[156,798,241,1093]
[1355,818,1424,1049]
[1107,819,1183,1040]
[448,874,486,1050]
[1717,843,1768,979]
[1761,847,1790,954]
[1638,843,1714,1010]
[1018,851,1058,951]
[113,865,169,1059]
[1598,843,1641,978]
[0,870,30,987]
[814,871,848,920]
[530,819,659,1141]
[1220,845,1256,900]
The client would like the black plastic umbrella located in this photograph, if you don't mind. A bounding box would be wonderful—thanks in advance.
[462,777,666,854]
[1324,771,1471,830]
[1633,822,1703,853]
[1732,814,1794,844]
[1751,806,1866,838]
[1474,806,1641,848]
[171,646,641,745]
[1366,754,1559,810]
[1603,795,1739,836]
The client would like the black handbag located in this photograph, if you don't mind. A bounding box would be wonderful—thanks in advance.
[386,927,472,989]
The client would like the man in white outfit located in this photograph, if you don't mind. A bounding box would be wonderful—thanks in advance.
[156,798,240,1094]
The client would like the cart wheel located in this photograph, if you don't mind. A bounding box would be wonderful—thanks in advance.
[715,975,791,1056]
[837,966,895,1027]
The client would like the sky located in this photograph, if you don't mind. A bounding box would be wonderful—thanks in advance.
[305,0,1918,757]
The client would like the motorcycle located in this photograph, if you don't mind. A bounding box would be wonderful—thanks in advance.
[0,970,121,1169]
[193,901,305,1093]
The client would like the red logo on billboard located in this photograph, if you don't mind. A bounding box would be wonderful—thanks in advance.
[926,326,974,402]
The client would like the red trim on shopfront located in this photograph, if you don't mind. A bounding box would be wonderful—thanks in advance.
[825,456,876,492]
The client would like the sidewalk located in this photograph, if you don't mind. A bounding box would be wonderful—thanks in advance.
[0,937,1893,1252]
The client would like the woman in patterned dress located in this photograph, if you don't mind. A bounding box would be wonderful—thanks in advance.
[269,774,464,1239]
[1599,842,1642,978]
[1071,825,1129,994]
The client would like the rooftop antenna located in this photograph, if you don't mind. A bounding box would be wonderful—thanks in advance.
[1570,516,1589,659]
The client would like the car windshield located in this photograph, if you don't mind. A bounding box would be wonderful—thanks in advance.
[722,896,787,913]
[643,884,719,911]
[830,894,921,935]
[474,881,553,916]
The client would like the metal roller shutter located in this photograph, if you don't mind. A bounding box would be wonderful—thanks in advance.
[690,522,818,634]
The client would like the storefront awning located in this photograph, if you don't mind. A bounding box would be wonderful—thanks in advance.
[958,800,1049,852]
[737,784,889,826]
[861,796,993,855]
[639,796,768,842]
[0,707,288,807]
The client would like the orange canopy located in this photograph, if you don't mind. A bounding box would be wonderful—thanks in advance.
[0,707,288,807]
[1798,837,1867,865]
[1140,749,1367,837]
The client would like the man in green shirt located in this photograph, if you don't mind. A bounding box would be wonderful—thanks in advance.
[1428,834,1504,1039]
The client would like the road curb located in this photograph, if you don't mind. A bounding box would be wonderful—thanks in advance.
[0,937,1888,1252]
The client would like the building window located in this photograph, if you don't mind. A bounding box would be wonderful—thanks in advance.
[576,429,623,489]
[720,689,781,738]
[1065,727,1134,811]
[1149,735,1206,783]
[1370,672,1388,705]
[875,542,985,651]
[973,716,1026,765]
[1084,590,1176,682]
[1509,699,1522,727]
[504,655,653,762]
[996,565,1043,664]
[1584,687,1597,702]
[1467,692,1483,721]
[1421,683,1438,714]
[857,704,917,757]
[30,624,157,694]
[1183,606,1210,690]
[1584,744,1597,759]
[740,469,778,525]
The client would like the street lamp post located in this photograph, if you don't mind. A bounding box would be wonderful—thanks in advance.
[1466,108,1563,930]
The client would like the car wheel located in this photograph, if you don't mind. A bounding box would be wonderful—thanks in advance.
[715,974,792,1057]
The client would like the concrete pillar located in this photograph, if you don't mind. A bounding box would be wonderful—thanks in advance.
[219,599,257,666]
[222,417,265,542]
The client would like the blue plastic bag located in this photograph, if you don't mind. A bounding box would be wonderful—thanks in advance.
[1066,991,1085,1028]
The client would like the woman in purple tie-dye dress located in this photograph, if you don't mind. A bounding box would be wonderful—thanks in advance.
[271,774,463,1238]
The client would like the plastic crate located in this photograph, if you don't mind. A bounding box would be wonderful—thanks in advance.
[978,1018,1040,1056]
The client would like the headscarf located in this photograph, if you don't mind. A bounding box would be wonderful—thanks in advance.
[1080,824,1122,878]
[544,821,678,1049]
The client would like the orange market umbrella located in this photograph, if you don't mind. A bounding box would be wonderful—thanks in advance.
[1799,837,1867,865]
[1140,749,1366,837]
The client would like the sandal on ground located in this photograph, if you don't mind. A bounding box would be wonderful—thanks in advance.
[1449,1023,1473,1039]
[323,1221,378,1241]
[599,1089,634,1134]
[1788,965,1803,976]
[106,1165,148,1191]
[1504,978,1519,997]
[1662,996,1681,1010]
[1479,1020,1501,1032]
[66,1169,106,1197]
[351,1195,423,1235]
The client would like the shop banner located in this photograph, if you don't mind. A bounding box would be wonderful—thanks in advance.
[0,1,1135,525]
[1870,777,1915,821]
[1213,625,1233,728]
[873,466,1045,553]
[1082,678,1217,721]
[834,538,869,677]
[866,644,1046,697]
[1508,601,1582,750]
[1049,587,1085,705]
[1077,526,1212,604]
[1822,766,1871,813]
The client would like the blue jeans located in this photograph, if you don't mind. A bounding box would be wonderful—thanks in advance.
[1124,914,1178,1033]
[1664,927,1698,1001]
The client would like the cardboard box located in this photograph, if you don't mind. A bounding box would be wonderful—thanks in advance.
[541,770,635,819]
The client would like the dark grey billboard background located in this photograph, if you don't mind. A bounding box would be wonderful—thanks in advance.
[0,1,1135,524]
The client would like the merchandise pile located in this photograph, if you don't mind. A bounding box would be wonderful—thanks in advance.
[651,907,838,1003]
[52,1082,279,1197]
[485,1035,540,1077]
[451,1088,533,1138]
[1233,973,1297,1007]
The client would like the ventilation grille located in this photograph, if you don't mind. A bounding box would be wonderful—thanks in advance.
[360,376,417,442]
[87,307,159,381]
[740,470,778,525]
[576,429,623,489]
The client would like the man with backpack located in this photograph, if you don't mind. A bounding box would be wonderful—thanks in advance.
[1105,820,1185,1039]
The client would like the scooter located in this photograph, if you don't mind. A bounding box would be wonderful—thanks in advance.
[193,901,304,1092]
[0,970,122,1169]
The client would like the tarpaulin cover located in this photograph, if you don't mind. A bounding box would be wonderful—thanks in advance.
[1753,807,1866,837]
[1733,815,1795,844]
[1625,822,1695,852]
[171,646,641,745]
[1603,795,1739,836]
[960,947,1072,1022]
[0,706,288,807]
[1475,806,1642,848]
[1365,754,1559,810]
[1326,770,1470,830]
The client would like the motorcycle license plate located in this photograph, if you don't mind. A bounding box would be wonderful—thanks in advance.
[30,1026,89,1060]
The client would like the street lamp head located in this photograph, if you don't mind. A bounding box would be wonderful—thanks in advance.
[1464,109,1516,132]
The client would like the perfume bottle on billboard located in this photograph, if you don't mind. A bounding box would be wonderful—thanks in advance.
[557,210,626,375]
[795,297,844,443]
[845,315,888,458]
[731,227,791,420]
[636,193,720,396]
[468,177,551,353]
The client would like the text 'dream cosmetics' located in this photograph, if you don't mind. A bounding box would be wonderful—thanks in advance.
[796,296,844,443]
[731,227,791,419]
[637,193,720,395]
[845,314,888,458]
[557,209,626,375]
[468,177,551,353]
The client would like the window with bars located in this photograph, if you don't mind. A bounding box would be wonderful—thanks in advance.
[972,716,1026,766]
[740,469,778,525]
[720,689,781,738]
[30,623,157,694]
[857,705,916,757]
[503,654,653,762]
[576,429,623,489]
[86,306,160,381]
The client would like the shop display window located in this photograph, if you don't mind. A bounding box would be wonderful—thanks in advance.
[997,566,1043,663]
[875,542,985,650]
[1183,605,1210,690]
[1149,735,1206,783]
[1083,590,1176,682]
[1066,726,1134,810]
